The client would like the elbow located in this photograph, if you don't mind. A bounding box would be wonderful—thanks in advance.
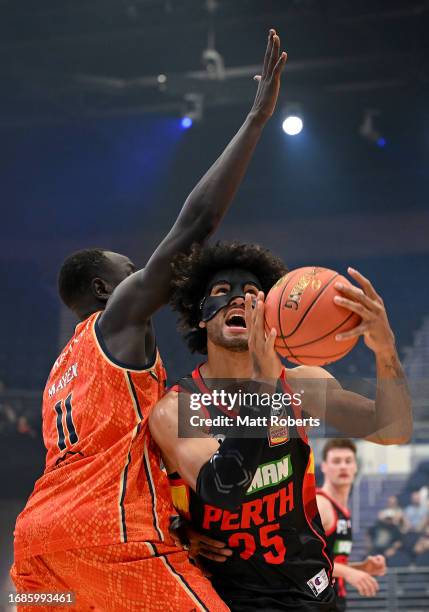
[370,430,413,446]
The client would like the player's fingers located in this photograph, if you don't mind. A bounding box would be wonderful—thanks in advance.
[268,34,280,75]
[245,293,254,337]
[198,548,229,562]
[372,555,386,574]
[335,324,368,341]
[348,267,380,301]
[273,51,287,77]
[365,576,379,596]
[334,282,378,311]
[262,29,275,77]
[196,534,229,549]
[254,293,266,344]
[265,327,277,353]
[333,295,370,318]
[253,75,261,82]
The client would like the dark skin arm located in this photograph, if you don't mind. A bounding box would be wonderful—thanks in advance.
[98,30,287,367]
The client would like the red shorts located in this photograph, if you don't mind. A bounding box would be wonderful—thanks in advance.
[11,542,229,612]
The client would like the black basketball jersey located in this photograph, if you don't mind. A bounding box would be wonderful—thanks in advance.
[316,489,352,608]
[169,366,335,609]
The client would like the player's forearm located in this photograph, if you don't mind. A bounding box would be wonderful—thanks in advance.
[372,347,412,444]
[348,561,367,571]
[332,562,351,579]
[175,111,267,242]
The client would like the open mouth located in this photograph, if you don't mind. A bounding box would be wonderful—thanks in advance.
[225,312,246,328]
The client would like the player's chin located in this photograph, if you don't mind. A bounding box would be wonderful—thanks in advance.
[221,330,248,352]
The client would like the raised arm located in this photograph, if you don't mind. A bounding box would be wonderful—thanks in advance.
[99,31,287,365]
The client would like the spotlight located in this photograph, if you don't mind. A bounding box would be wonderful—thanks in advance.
[180,93,203,129]
[282,104,304,136]
[181,116,193,129]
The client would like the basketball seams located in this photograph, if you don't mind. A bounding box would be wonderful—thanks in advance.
[286,345,356,364]
[285,311,358,350]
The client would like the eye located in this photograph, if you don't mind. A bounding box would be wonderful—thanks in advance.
[211,284,230,296]
[244,285,259,296]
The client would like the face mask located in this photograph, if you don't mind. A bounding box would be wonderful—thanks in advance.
[200,268,262,322]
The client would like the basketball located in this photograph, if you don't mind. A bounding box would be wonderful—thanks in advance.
[265,266,361,365]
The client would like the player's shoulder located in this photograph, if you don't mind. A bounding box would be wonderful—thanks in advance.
[316,491,337,529]
[316,490,334,507]
[287,365,335,380]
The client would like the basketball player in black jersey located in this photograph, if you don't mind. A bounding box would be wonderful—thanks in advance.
[150,242,411,611]
[316,439,386,611]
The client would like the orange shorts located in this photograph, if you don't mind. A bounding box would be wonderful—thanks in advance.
[10,542,229,612]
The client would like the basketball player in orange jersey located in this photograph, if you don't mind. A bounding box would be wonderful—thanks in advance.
[150,241,411,610]
[10,31,288,612]
[316,439,386,611]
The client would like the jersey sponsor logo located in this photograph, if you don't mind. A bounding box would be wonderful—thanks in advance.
[336,518,352,535]
[333,540,352,555]
[268,422,289,446]
[48,363,78,398]
[307,568,329,597]
[285,269,322,310]
[246,454,292,495]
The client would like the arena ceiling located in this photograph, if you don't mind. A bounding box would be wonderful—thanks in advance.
[1,0,428,126]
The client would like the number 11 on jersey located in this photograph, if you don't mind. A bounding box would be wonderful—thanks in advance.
[54,393,78,450]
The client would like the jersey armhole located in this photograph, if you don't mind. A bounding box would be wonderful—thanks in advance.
[93,314,158,372]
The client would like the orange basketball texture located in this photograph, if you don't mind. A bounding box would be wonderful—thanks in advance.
[265,267,361,366]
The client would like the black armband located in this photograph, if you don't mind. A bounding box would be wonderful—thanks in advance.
[196,379,283,510]
[196,435,266,511]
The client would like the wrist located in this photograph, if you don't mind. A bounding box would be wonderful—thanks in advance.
[374,342,397,361]
[247,109,268,129]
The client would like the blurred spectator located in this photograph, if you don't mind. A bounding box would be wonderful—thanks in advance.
[368,517,402,556]
[17,415,37,438]
[413,520,429,565]
[378,495,407,531]
[404,490,429,532]
[0,380,17,435]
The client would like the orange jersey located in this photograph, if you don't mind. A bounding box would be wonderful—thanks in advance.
[14,312,173,560]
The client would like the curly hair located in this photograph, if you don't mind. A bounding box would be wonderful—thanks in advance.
[170,241,288,354]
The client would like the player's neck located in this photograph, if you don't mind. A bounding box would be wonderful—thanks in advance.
[202,347,252,379]
[322,482,351,510]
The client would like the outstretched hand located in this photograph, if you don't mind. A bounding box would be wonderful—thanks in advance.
[251,29,287,123]
[245,291,282,381]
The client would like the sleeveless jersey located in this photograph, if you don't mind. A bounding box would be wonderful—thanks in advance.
[14,312,173,561]
[169,366,334,603]
[316,489,352,604]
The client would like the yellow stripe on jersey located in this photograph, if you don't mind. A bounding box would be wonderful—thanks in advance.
[171,484,190,518]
